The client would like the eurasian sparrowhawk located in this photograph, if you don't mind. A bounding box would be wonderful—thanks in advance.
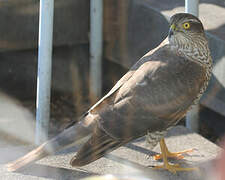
[7,13,212,173]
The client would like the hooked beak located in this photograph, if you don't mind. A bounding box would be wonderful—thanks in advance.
[169,24,176,38]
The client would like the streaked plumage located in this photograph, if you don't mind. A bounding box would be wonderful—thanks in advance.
[7,13,212,172]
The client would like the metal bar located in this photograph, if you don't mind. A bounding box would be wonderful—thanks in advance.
[185,0,199,132]
[89,0,103,102]
[185,0,199,16]
[119,0,129,64]
[36,0,54,145]
[186,105,200,132]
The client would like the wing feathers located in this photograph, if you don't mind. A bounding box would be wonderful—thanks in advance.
[70,128,124,167]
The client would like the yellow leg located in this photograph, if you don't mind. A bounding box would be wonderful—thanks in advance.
[153,138,198,173]
[154,138,194,160]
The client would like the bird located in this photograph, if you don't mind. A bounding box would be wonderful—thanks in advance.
[6,13,212,173]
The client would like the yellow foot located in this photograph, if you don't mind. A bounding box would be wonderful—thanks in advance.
[153,163,198,174]
[154,148,194,160]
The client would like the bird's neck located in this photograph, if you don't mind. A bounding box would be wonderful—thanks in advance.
[171,37,212,68]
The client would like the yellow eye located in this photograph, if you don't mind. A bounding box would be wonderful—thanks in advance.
[183,22,190,29]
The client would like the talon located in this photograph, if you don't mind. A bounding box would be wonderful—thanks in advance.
[154,154,162,160]
[175,154,184,159]
[154,148,194,160]
[153,163,199,173]
[151,138,198,173]
[173,164,180,167]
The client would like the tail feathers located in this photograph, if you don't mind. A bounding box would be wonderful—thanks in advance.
[70,128,125,167]
[7,142,49,172]
[6,121,93,172]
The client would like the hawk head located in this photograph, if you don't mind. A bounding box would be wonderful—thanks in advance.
[168,13,206,48]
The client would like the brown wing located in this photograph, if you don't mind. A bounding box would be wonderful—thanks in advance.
[71,42,206,166]
[88,39,170,113]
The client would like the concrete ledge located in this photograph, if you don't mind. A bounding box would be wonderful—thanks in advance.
[0,126,221,180]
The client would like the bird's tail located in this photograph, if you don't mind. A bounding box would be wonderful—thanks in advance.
[6,116,94,172]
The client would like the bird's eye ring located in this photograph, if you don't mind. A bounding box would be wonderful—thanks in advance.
[183,22,190,29]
